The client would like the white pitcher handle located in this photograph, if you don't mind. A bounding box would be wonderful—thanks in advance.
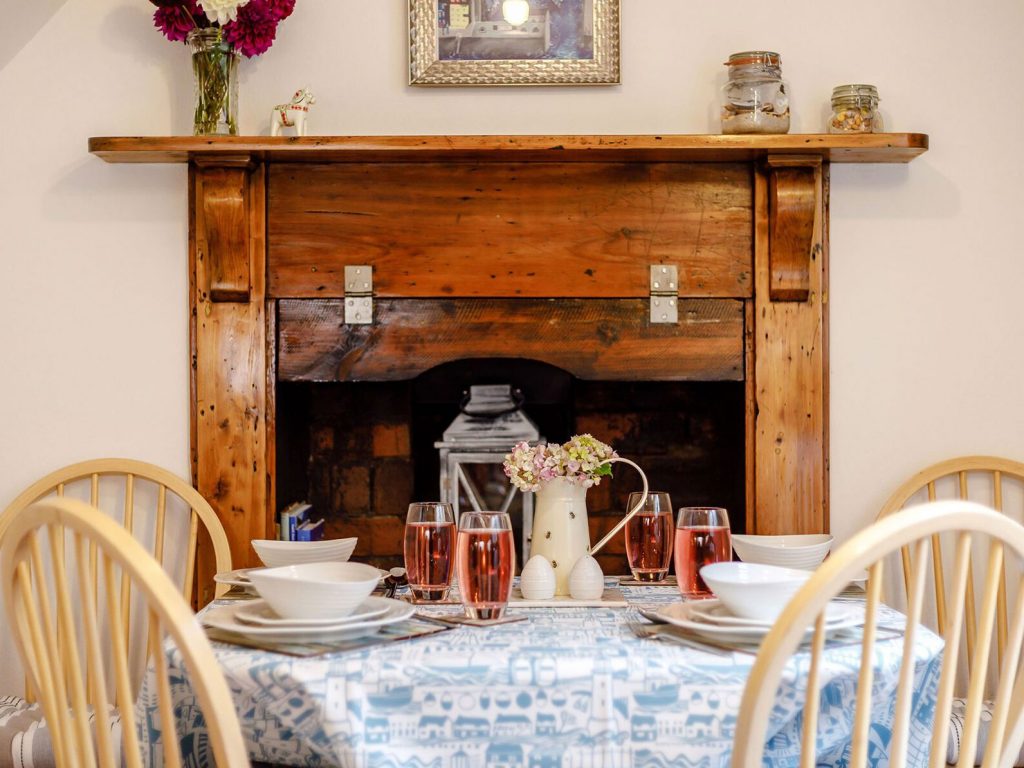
[588,457,648,557]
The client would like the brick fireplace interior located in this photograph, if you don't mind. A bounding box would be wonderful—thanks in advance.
[275,360,746,573]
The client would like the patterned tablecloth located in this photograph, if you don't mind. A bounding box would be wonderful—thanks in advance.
[139,582,943,768]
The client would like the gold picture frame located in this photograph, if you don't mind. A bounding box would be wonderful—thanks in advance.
[409,0,621,86]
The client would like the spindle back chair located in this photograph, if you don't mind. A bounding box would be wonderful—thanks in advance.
[0,497,249,768]
[732,501,1024,768]
[878,456,1024,681]
[1,458,231,605]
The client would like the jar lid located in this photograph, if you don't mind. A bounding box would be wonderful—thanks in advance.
[831,84,880,101]
[725,51,782,67]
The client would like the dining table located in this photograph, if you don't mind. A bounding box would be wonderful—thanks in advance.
[137,580,944,768]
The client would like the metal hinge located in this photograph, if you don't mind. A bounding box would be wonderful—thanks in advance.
[344,265,373,325]
[649,264,678,324]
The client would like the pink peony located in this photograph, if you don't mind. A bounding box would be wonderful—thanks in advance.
[222,0,278,57]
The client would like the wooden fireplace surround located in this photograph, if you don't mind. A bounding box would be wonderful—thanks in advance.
[90,133,928,580]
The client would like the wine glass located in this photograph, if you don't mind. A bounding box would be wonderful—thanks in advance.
[624,491,674,582]
[674,506,731,599]
[403,502,456,601]
[457,511,515,620]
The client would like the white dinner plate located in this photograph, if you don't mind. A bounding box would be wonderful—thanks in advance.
[202,597,414,642]
[235,598,390,628]
[689,599,858,629]
[213,567,266,588]
[648,601,862,643]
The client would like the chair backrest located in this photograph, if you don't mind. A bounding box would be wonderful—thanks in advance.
[878,457,1024,682]
[1,459,232,604]
[732,501,1024,768]
[0,497,249,768]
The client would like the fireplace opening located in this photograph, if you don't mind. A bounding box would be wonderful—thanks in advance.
[275,359,746,572]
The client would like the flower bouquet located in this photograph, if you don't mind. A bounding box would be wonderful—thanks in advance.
[151,0,298,135]
[503,434,617,492]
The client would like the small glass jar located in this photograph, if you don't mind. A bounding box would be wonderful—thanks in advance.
[720,51,790,135]
[829,84,883,134]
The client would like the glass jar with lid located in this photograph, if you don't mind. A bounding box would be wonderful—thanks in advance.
[720,51,790,135]
[829,84,883,133]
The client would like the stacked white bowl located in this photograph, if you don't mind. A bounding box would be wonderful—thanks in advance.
[247,561,381,620]
[700,562,812,621]
[251,537,358,568]
[729,534,833,570]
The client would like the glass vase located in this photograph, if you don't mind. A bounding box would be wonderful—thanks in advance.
[188,29,238,136]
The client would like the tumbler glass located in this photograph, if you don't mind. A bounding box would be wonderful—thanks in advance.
[403,502,456,601]
[624,492,674,582]
[457,511,515,620]
[674,507,731,599]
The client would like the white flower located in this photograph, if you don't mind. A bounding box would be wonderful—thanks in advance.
[198,0,251,25]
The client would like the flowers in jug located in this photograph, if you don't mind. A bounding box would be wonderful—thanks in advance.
[503,434,617,492]
[151,0,297,57]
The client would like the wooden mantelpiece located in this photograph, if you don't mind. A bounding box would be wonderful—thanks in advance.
[90,134,927,579]
[90,133,927,164]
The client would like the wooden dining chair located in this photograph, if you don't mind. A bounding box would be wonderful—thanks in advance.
[877,456,1024,679]
[1,458,233,606]
[0,497,250,768]
[731,500,1024,768]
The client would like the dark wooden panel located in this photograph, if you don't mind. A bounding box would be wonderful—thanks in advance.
[267,162,753,299]
[277,298,744,382]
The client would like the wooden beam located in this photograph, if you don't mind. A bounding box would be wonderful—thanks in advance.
[277,298,745,382]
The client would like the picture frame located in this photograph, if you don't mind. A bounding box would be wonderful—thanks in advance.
[409,0,621,86]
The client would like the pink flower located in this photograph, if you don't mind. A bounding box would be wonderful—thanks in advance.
[264,0,295,20]
[222,0,278,57]
[153,0,206,42]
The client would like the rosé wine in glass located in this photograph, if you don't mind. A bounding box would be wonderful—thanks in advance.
[457,511,515,620]
[674,507,731,599]
[624,492,674,582]
[404,503,456,601]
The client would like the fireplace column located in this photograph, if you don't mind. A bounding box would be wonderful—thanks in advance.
[189,155,271,588]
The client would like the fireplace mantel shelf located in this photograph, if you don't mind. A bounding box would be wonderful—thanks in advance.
[88,133,927,164]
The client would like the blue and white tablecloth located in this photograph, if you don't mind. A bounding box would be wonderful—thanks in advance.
[139,582,943,768]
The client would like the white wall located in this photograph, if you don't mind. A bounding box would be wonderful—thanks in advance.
[0,0,1022,684]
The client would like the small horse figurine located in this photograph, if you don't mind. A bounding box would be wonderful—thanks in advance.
[270,87,316,137]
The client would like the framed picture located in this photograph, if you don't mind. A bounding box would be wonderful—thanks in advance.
[410,0,620,86]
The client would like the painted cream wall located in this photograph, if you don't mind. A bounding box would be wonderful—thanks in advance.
[0,0,1022,687]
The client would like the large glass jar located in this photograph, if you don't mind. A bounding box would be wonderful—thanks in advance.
[829,84,883,134]
[188,29,238,136]
[720,51,790,135]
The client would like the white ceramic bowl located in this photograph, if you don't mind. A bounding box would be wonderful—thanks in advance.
[699,562,812,621]
[730,534,833,570]
[251,537,357,568]
[247,561,381,620]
